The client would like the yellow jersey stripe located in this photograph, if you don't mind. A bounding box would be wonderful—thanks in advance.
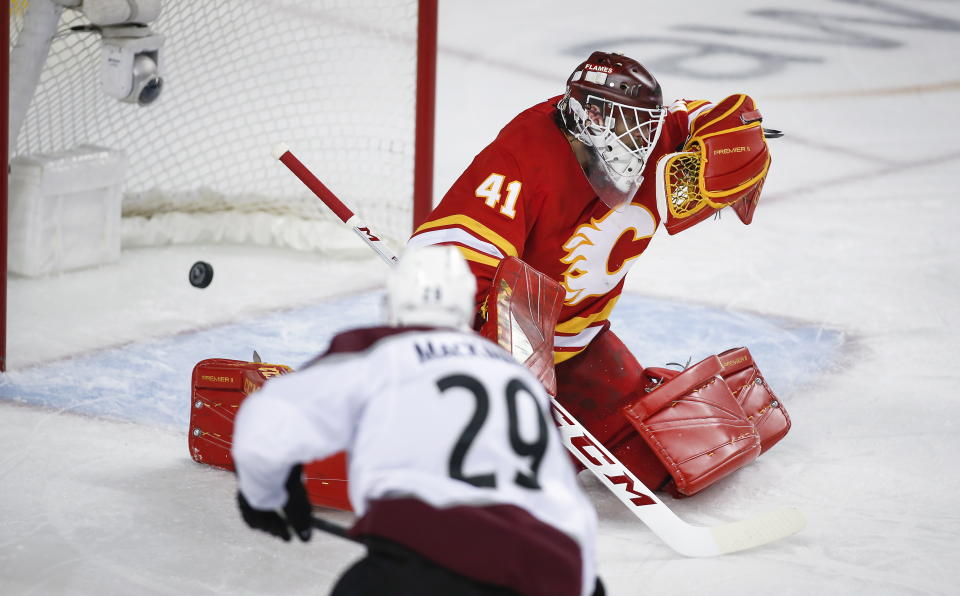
[456,246,501,268]
[415,215,518,258]
[555,297,620,334]
[554,348,586,364]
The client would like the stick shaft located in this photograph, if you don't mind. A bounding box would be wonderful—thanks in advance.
[274,143,399,265]
[276,147,354,223]
[311,516,359,543]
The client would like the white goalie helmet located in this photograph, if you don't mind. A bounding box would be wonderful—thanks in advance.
[559,51,666,209]
[386,245,477,330]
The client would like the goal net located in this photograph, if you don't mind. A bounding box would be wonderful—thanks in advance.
[2,0,435,370]
[7,0,434,255]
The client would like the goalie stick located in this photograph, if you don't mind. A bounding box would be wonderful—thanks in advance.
[273,143,805,556]
[273,143,398,266]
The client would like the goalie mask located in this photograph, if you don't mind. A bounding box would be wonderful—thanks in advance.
[387,245,477,330]
[559,51,666,210]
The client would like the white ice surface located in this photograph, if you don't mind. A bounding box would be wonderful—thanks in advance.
[4,1,960,594]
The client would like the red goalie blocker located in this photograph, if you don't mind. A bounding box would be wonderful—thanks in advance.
[189,359,352,511]
[478,256,565,395]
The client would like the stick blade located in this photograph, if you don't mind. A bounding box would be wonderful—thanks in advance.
[709,506,806,555]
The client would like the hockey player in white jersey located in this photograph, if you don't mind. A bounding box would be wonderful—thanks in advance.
[232,245,601,596]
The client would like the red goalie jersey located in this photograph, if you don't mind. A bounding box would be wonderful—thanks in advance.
[409,95,711,362]
[408,69,783,497]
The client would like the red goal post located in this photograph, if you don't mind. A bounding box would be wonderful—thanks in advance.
[2,0,10,371]
[2,0,437,371]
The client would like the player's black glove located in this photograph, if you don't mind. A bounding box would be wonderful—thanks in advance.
[592,577,606,596]
[237,464,313,542]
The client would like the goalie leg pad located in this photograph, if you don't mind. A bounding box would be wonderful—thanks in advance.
[189,358,352,511]
[555,328,672,491]
[190,358,292,470]
[718,347,791,454]
[304,452,352,511]
[624,355,761,496]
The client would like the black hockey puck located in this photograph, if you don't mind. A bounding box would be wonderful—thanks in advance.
[189,261,214,288]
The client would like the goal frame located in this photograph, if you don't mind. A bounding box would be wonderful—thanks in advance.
[2,0,10,371]
[0,0,438,372]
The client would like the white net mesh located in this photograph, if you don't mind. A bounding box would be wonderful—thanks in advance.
[9,0,422,254]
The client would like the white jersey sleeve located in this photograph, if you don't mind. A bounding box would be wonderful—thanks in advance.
[232,348,381,510]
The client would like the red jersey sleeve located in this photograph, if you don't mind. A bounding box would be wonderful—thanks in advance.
[660,98,715,150]
[409,143,533,310]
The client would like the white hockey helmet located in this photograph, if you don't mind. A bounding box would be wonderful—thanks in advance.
[386,245,477,330]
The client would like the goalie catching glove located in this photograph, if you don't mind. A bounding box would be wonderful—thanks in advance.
[656,94,771,235]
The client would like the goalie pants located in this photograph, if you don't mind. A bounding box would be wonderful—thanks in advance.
[554,325,672,491]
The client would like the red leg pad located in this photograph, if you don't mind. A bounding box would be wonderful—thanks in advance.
[718,347,791,454]
[625,356,761,496]
[189,358,353,511]
[189,359,292,470]
[304,452,352,511]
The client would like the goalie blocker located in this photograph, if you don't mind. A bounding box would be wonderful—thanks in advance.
[188,257,790,506]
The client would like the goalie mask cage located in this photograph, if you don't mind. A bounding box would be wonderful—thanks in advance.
[1,0,438,371]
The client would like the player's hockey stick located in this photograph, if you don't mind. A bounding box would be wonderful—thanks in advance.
[274,144,805,556]
[273,143,398,266]
[311,516,358,543]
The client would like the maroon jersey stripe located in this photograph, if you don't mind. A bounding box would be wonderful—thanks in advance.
[351,497,583,596]
[302,326,436,368]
